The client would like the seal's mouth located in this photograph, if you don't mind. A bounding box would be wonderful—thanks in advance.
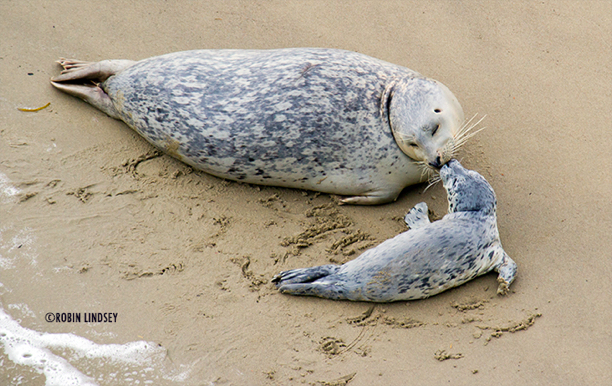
[420,158,454,192]
[439,159,456,179]
[428,156,443,170]
[425,158,459,192]
[444,159,459,168]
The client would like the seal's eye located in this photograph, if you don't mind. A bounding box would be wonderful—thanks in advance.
[409,143,419,148]
[432,124,439,136]
[434,109,442,113]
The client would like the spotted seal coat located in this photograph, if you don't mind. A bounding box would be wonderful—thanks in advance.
[272,159,517,302]
[51,48,466,204]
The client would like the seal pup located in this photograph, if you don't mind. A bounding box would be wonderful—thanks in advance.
[51,48,467,204]
[272,159,517,302]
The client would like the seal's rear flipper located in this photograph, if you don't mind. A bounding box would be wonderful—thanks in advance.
[50,81,121,119]
[50,58,136,119]
[277,282,346,300]
[51,59,136,83]
[272,264,339,285]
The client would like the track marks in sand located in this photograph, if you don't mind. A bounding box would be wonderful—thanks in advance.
[280,204,375,260]
[334,299,543,365]
[120,261,185,280]
[347,305,426,330]
[230,255,268,291]
[475,312,542,345]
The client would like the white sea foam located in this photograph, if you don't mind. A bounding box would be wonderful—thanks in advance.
[0,308,170,385]
[7,303,36,319]
[0,172,20,201]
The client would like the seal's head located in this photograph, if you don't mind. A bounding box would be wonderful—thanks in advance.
[389,78,464,171]
[440,159,496,214]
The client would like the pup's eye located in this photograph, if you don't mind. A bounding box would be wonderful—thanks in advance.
[434,109,442,113]
[432,124,439,136]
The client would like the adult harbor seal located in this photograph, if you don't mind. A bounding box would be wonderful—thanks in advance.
[51,48,467,204]
[272,159,517,302]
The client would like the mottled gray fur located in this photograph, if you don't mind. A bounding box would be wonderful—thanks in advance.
[51,48,464,204]
[272,159,517,302]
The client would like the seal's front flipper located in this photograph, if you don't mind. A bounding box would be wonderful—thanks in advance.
[404,202,430,229]
[272,264,340,285]
[51,59,136,83]
[50,81,121,119]
[339,190,399,205]
[495,251,517,295]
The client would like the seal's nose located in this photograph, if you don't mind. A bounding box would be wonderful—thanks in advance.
[429,156,442,169]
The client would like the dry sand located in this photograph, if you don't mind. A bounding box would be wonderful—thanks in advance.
[1,1,610,385]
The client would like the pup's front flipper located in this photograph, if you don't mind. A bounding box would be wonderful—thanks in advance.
[404,202,430,229]
[495,251,517,295]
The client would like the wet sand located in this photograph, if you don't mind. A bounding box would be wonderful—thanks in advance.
[1,1,610,384]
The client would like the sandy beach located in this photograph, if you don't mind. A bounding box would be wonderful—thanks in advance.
[1,1,610,384]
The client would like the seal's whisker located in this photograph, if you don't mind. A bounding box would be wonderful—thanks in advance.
[414,158,439,190]
[420,168,428,180]
[458,115,486,138]
[453,114,477,141]
[454,126,486,150]
[455,125,486,146]
[415,160,432,180]
[425,168,435,181]
[462,117,486,138]
[424,175,441,192]
[455,114,486,141]
[452,114,486,155]
[455,113,479,137]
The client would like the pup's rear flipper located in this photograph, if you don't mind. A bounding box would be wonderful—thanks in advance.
[277,282,347,300]
[272,264,339,285]
[50,58,136,119]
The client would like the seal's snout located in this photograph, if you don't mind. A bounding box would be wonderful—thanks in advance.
[444,159,459,168]
[439,158,458,178]
[429,156,442,169]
